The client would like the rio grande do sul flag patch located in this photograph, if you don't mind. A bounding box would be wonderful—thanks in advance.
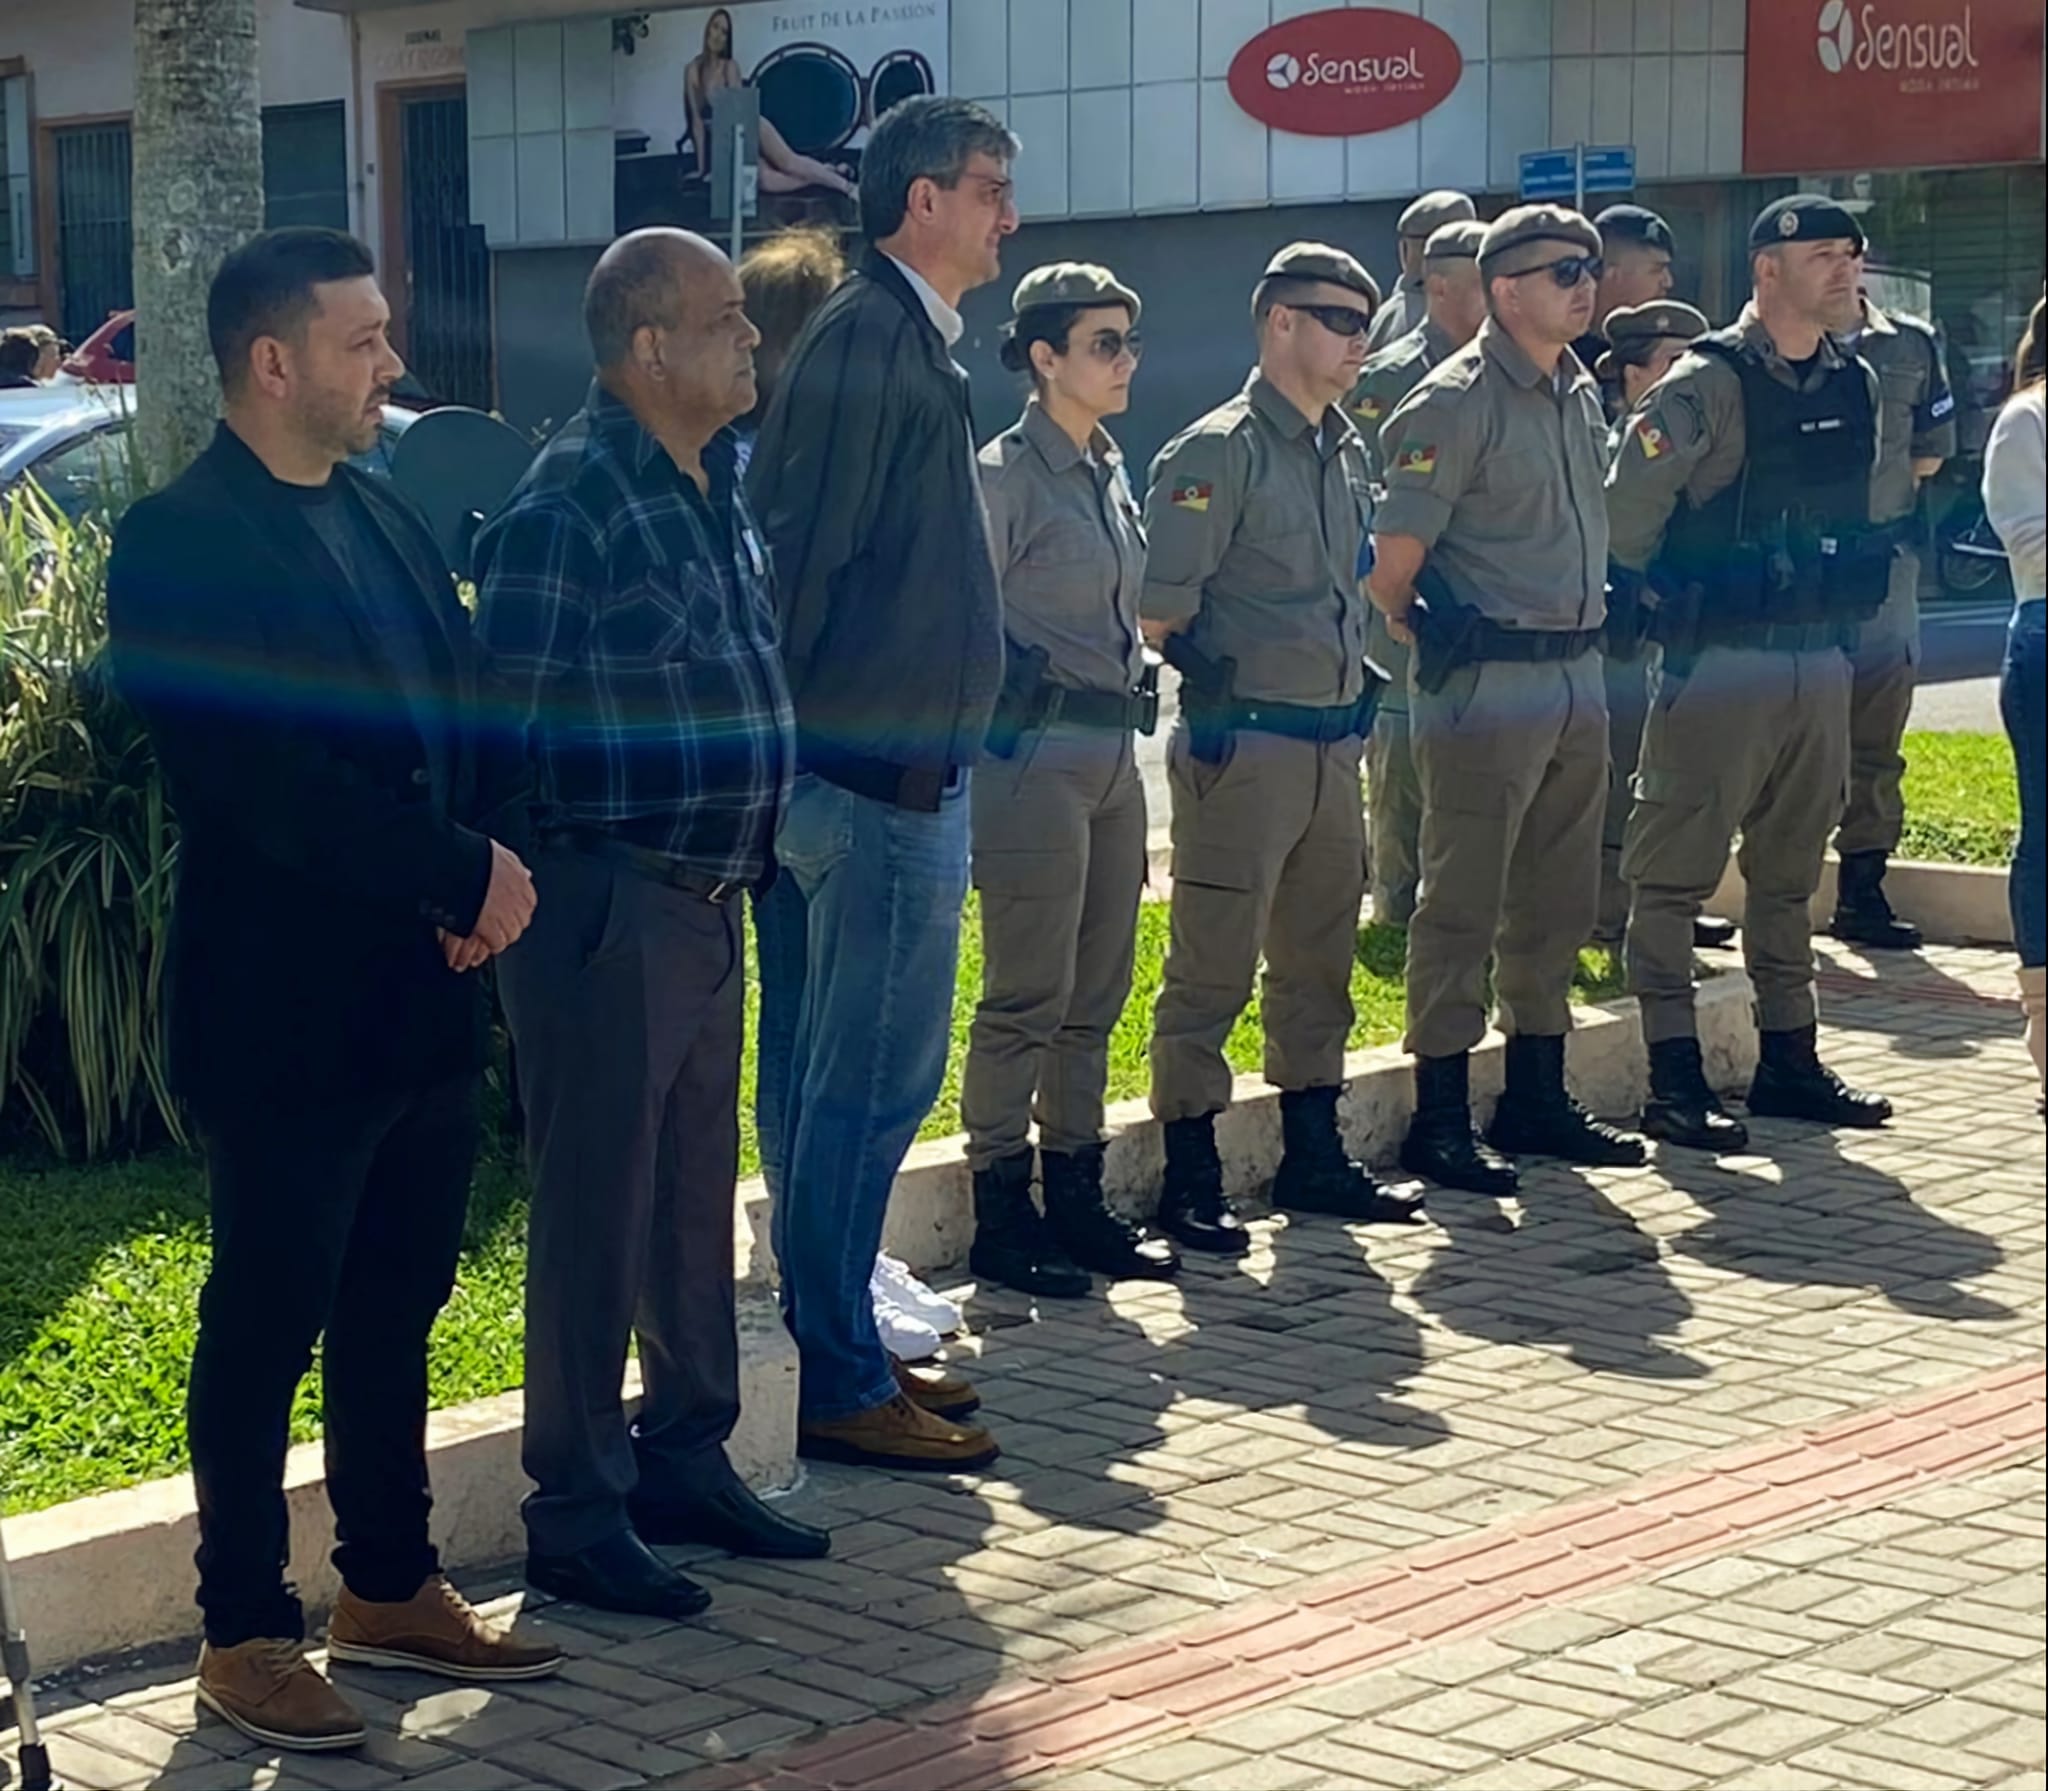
[1170,477,1213,512]
[1393,441,1438,476]
[1634,415,1668,459]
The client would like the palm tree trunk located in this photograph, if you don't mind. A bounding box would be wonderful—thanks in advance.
[131,0,264,485]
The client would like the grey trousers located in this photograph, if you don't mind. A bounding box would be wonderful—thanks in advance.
[1839,551,1921,858]
[1406,654,1609,1059]
[499,846,744,1555]
[1625,646,1852,1044]
[1366,707,1424,925]
[1151,726,1365,1121]
[1598,646,1652,944]
[962,726,1147,1171]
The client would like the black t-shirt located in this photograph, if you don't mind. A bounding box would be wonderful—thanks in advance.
[281,473,452,804]
[1785,347,1826,387]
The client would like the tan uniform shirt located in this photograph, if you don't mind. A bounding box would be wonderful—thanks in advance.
[1851,302,1957,525]
[979,399,1146,695]
[1605,304,1883,573]
[1141,371,1373,707]
[1348,317,1458,485]
[1375,318,1610,630]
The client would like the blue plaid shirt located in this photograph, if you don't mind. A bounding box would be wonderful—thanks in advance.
[473,386,795,882]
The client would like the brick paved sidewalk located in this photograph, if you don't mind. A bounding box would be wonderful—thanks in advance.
[15,943,2045,1791]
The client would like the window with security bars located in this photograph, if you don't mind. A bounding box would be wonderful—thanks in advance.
[1,72,31,279]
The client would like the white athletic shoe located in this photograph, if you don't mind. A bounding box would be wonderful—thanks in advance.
[873,1253,964,1335]
[873,1283,944,1362]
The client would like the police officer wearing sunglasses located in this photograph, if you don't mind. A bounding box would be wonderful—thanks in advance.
[1141,243,1424,1254]
[961,263,1182,1296]
[1370,204,1650,1200]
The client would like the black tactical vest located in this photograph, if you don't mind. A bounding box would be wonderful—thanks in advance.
[1656,331,1891,634]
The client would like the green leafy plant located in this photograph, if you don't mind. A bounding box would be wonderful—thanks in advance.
[0,481,182,1157]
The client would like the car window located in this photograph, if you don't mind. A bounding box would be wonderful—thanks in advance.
[110,323,135,363]
[24,427,135,520]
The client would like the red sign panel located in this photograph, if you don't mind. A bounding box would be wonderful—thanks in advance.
[1227,8,1464,138]
[1744,0,2044,173]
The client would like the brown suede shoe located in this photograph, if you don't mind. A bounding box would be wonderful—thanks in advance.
[196,1638,367,1753]
[799,1392,1000,1471]
[892,1357,981,1419]
[327,1576,563,1683]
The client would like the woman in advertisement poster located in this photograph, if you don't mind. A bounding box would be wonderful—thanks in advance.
[686,6,858,197]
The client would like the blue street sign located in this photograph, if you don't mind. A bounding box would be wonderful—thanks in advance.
[1519,144,1637,203]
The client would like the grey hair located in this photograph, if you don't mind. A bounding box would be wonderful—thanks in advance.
[584,230,694,367]
[858,96,1018,243]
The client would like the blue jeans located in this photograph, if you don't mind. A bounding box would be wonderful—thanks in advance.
[769,772,970,1421]
[2002,603,2046,969]
[750,872,808,1203]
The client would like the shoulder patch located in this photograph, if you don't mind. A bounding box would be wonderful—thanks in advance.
[1392,441,1438,476]
[1170,477,1213,512]
[1632,414,1668,460]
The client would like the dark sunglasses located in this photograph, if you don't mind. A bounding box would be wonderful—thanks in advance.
[1288,302,1375,338]
[1082,327,1144,363]
[1510,255,1605,290]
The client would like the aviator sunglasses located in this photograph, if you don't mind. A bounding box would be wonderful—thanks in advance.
[1082,327,1145,363]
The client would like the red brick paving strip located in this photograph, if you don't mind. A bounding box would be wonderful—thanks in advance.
[666,1360,2045,1791]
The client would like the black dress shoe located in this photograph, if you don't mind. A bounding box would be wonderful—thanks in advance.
[629,1480,830,1560]
[527,1530,712,1619]
[1692,916,1738,951]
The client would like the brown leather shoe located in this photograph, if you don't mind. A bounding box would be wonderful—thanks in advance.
[799,1393,1000,1471]
[327,1576,563,1683]
[892,1357,981,1419]
[196,1639,367,1753]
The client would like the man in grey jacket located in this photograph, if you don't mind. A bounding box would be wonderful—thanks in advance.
[747,96,1018,1472]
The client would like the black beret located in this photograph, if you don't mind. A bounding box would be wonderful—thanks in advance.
[1593,204,1675,253]
[1749,194,1867,254]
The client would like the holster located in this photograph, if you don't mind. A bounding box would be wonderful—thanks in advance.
[1602,563,1655,657]
[1409,567,1480,695]
[1164,635,1237,765]
[986,640,1055,760]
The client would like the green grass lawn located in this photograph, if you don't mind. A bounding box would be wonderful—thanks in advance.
[1898,731,2022,867]
[0,908,1619,1515]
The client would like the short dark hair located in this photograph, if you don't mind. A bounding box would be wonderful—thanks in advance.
[998,304,1085,383]
[0,330,39,380]
[858,96,1017,243]
[583,232,692,367]
[207,227,377,394]
[1251,275,1330,332]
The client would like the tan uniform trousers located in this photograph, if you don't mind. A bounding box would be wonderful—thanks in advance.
[1838,550,1921,858]
[1406,655,1609,1059]
[1150,726,1365,1121]
[962,725,1148,1171]
[1366,709,1425,925]
[1625,645,1852,1044]
[1598,646,1653,943]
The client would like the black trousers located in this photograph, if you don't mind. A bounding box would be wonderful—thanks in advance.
[189,1073,478,1647]
[498,848,745,1557]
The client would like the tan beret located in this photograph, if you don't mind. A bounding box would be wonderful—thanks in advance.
[1398,190,1477,239]
[1477,204,1603,278]
[1012,261,1141,322]
[1263,241,1380,308]
[1594,300,1711,379]
[1422,219,1487,263]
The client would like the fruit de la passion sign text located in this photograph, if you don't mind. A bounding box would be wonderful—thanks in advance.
[1227,8,1465,137]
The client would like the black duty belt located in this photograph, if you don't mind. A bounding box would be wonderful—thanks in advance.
[1229,693,1372,744]
[1046,685,1157,732]
[541,827,748,903]
[1467,624,1605,664]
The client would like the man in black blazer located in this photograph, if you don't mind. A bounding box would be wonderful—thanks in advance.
[107,229,559,1755]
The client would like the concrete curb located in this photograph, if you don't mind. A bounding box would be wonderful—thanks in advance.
[7,976,1755,1674]
[1708,853,2014,948]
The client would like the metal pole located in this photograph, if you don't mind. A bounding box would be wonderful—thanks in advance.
[1574,140,1585,215]
[729,122,746,264]
[0,1517,58,1791]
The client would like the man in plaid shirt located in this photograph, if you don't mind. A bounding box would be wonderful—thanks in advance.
[475,229,824,1623]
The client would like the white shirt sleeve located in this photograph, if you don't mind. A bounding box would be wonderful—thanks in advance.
[1983,388,2047,603]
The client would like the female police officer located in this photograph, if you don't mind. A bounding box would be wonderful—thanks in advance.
[961,264,1181,1296]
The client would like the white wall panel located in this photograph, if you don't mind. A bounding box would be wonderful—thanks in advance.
[1010,92,1071,216]
[1425,0,1490,60]
[1593,0,1634,54]
[1706,50,1743,172]
[1011,0,1071,95]
[1074,0,1135,90]
[952,0,1009,99]
[1631,56,1672,179]
[1201,0,1271,80]
[1591,53,1633,141]
[1552,0,1594,56]
[1665,45,1709,172]
[1133,0,1202,83]
[1710,0,1745,52]
[1348,120,1423,199]
[1492,0,1553,59]
[1419,60,1489,191]
[1132,80,1201,211]
[1271,126,1348,203]
[1488,55,1552,187]
[1199,78,1269,206]
[1550,55,1593,144]
[1634,0,1674,53]
[1069,88,1134,214]
[1671,0,1712,53]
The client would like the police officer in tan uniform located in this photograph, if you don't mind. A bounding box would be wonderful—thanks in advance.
[1371,205,1648,1198]
[1349,219,1488,927]
[1829,290,1957,949]
[1607,195,1896,1152]
[1366,191,1478,354]
[1591,300,1715,950]
[1143,244,1422,1251]
[964,263,1181,1295]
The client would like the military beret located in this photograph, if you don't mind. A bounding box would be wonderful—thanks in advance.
[1477,204,1603,277]
[1749,194,1867,253]
[1262,242,1380,308]
[1398,190,1477,239]
[1593,204,1675,254]
[1594,300,1710,379]
[1422,219,1487,263]
[1011,261,1141,322]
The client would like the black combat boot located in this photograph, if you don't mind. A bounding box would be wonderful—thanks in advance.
[1157,1114,1251,1256]
[1042,1146,1181,1281]
[1487,1035,1648,1167]
[1644,1037,1750,1153]
[1748,1024,1893,1128]
[1272,1086,1425,1223]
[1399,1053,1520,1197]
[1693,916,1738,951]
[968,1150,1090,1297]
[1830,850,1923,951]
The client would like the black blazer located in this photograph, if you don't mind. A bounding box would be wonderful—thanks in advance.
[106,423,527,1121]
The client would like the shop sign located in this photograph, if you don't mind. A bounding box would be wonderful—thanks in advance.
[1226,8,1464,138]
[1745,0,2043,173]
